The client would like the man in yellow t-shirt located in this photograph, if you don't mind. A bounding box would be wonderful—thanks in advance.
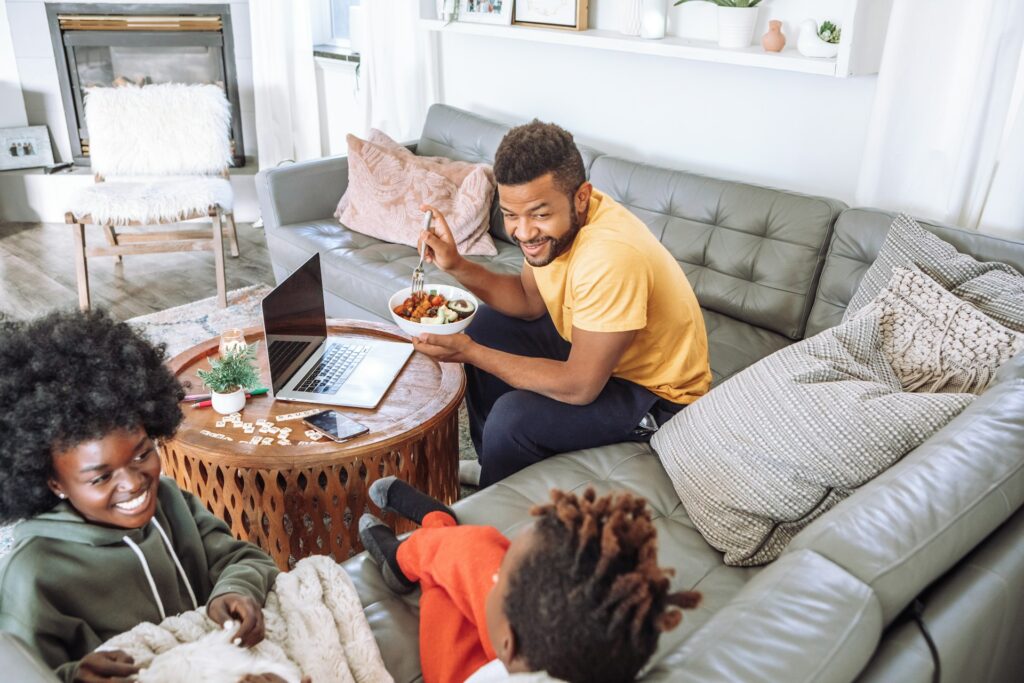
[412,120,710,488]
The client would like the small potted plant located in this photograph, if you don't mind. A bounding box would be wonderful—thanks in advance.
[675,0,763,49]
[197,343,261,415]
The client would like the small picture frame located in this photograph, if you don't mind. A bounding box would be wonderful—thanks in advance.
[0,125,54,171]
[458,0,513,25]
[513,0,589,31]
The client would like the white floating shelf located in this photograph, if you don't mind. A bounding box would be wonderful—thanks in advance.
[420,19,839,77]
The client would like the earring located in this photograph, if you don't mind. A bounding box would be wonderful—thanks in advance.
[57,493,66,499]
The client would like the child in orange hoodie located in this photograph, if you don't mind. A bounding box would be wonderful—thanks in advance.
[359,479,700,683]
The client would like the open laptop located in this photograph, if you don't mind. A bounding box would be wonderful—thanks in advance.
[261,253,413,409]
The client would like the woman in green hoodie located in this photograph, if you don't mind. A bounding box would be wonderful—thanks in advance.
[0,310,280,682]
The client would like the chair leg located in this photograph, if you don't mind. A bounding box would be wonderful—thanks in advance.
[70,219,91,311]
[226,212,240,257]
[102,224,123,272]
[212,209,227,308]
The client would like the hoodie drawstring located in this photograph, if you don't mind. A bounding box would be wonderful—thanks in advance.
[122,534,166,620]
[122,519,199,621]
[150,518,199,610]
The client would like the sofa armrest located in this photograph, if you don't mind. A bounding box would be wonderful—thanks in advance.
[0,633,59,683]
[255,142,419,230]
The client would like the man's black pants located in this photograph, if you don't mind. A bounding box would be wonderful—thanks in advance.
[465,305,684,488]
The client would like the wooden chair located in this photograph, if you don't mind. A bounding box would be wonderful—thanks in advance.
[66,83,240,310]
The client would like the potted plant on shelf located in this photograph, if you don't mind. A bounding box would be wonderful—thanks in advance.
[197,343,260,415]
[675,0,762,49]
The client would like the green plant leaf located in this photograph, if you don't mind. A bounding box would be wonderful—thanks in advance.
[196,343,261,394]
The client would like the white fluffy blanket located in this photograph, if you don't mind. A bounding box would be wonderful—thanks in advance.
[70,177,233,225]
[100,556,393,683]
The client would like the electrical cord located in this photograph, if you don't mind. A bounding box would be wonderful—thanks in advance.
[909,598,941,683]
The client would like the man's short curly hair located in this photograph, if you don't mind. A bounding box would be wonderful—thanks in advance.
[504,488,701,683]
[0,310,183,522]
[493,120,586,201]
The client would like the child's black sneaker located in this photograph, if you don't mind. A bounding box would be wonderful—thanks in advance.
[358,513,416,595]
[369,476,455,525]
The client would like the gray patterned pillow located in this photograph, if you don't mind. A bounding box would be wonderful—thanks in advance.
[651,312,974,567]
[844,213,1024,332]
[855,266,1022,394]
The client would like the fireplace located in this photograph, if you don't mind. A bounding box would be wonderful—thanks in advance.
[46,3,245,167]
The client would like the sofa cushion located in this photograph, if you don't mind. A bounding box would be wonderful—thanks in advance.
[652,312,974,566]
[845,214,1024,331]
[806,209,1024,338]
[588,155,845,340]
[416,103,602,246]
[335,129,497,256]
[786,352,1024,625]
[856,266,1022,393]
[344,442,762,682]
[648,550,882,683]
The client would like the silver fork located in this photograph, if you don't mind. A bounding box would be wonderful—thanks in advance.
[411,210,434,297]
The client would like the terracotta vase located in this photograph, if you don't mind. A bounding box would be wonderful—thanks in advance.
[762,20,786,52]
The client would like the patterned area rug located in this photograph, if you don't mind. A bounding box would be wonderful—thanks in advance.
[0,286,477,558]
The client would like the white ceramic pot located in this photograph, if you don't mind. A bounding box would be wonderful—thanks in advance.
[640,0,667,40]
[211,388,246,415]
[620,0,642,36]
[717,6,759,49]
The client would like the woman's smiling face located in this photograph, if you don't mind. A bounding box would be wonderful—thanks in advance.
[48,425,161,529]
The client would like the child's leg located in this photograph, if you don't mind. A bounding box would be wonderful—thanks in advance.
[418,586,491,683]
[397,511,510,673]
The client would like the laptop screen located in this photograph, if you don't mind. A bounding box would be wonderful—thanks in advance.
[262,253,328,393]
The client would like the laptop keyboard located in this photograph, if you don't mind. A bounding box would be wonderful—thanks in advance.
[293,343,371,394]
[268,339,309,380]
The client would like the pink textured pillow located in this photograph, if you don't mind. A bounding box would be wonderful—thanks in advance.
[335,129,497,256]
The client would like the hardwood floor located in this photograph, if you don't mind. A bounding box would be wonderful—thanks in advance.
[0,221,275,321]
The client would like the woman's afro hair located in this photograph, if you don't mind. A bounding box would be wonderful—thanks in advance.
[0,309,183,522]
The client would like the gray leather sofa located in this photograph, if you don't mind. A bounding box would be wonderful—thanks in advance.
[255,105,1024,683]
[3,105,1021,682]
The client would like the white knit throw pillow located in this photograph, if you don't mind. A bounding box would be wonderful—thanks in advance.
[855,266,1023,394]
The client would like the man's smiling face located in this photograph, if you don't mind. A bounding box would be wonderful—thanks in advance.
[499,172,590,267]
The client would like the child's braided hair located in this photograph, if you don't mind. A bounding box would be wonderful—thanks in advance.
[503,487,701,683]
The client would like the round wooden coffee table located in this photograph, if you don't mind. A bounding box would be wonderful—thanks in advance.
[159,320,465,570]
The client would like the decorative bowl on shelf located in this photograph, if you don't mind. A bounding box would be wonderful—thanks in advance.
[388,284,478,337]
[797,19,840,58]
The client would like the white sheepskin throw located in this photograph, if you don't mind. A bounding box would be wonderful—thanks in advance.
[70,177,233,225]
[99,556,394,683]
[85,83,232,176]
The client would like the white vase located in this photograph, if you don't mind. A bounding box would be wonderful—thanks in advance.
[640,0,668,40]
[620,0,642,37]
[717,6,759,49]
[211,388,246,415]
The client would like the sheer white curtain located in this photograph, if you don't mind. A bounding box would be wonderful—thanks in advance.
[358,0,440,142]
[249,0,323,169]
[856,0,1024,239]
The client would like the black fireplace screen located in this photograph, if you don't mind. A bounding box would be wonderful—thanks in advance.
[47,4,245,166]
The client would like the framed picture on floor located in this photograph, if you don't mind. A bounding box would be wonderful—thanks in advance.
[457,0,513,25]
[0,125,54,171]
[514,0,589,30]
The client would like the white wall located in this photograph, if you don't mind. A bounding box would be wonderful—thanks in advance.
[0,0,28,127]
[436,32,876,205]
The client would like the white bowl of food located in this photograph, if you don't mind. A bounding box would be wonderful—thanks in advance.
[388,284,479,336]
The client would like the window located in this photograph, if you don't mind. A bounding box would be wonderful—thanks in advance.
[327,0,361,48]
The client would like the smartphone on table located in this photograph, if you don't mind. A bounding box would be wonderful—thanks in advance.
[302,409,369,442]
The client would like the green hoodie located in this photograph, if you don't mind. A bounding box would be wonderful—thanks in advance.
[0,477,279,682]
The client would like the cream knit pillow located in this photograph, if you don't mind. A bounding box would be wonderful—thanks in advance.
[855,266,1023,394]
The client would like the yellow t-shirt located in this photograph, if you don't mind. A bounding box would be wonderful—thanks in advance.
[527,189,711,404]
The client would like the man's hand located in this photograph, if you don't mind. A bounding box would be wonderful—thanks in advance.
[74,650,138,682]
[207,592,266,647]
[412,333,476,363]
[419,204,464,273]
